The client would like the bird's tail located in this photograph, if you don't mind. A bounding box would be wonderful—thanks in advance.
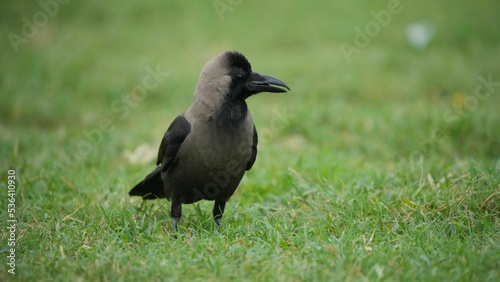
[129,166,166,199]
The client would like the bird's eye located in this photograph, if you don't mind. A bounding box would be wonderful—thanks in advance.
[235,73,245,81]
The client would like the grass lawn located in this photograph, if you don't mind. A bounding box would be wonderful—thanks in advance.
[1,0,499,281]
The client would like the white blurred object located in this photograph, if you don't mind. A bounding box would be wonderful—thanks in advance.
[406,20,435,50]
[123,144,157,165]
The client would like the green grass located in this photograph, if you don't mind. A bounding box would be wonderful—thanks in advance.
[1,0,500,281]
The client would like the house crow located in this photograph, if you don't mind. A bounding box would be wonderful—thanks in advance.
[129,51,290,230]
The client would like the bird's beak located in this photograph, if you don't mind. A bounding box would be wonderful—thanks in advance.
[246,72,290,93]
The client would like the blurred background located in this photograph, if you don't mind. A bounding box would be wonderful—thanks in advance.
[1,0,499,189]
[1,1,500,280]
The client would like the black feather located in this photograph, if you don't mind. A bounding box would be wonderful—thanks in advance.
[226,51,252,73]
[129,114,191,200]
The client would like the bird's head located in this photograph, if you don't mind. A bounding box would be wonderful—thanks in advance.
[194,51,290,109]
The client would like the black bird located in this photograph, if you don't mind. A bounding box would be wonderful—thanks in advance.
[129,51,290,230]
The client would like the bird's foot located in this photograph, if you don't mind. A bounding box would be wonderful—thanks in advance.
[214,217,222,232]
[172,217,180,233]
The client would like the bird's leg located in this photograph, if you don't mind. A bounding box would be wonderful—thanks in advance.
[171,198,182,232]
[213,200,226,229]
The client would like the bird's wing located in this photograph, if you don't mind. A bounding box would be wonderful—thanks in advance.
[246,125,258,171]
[157,114,191,172]
[129,114,190,199]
